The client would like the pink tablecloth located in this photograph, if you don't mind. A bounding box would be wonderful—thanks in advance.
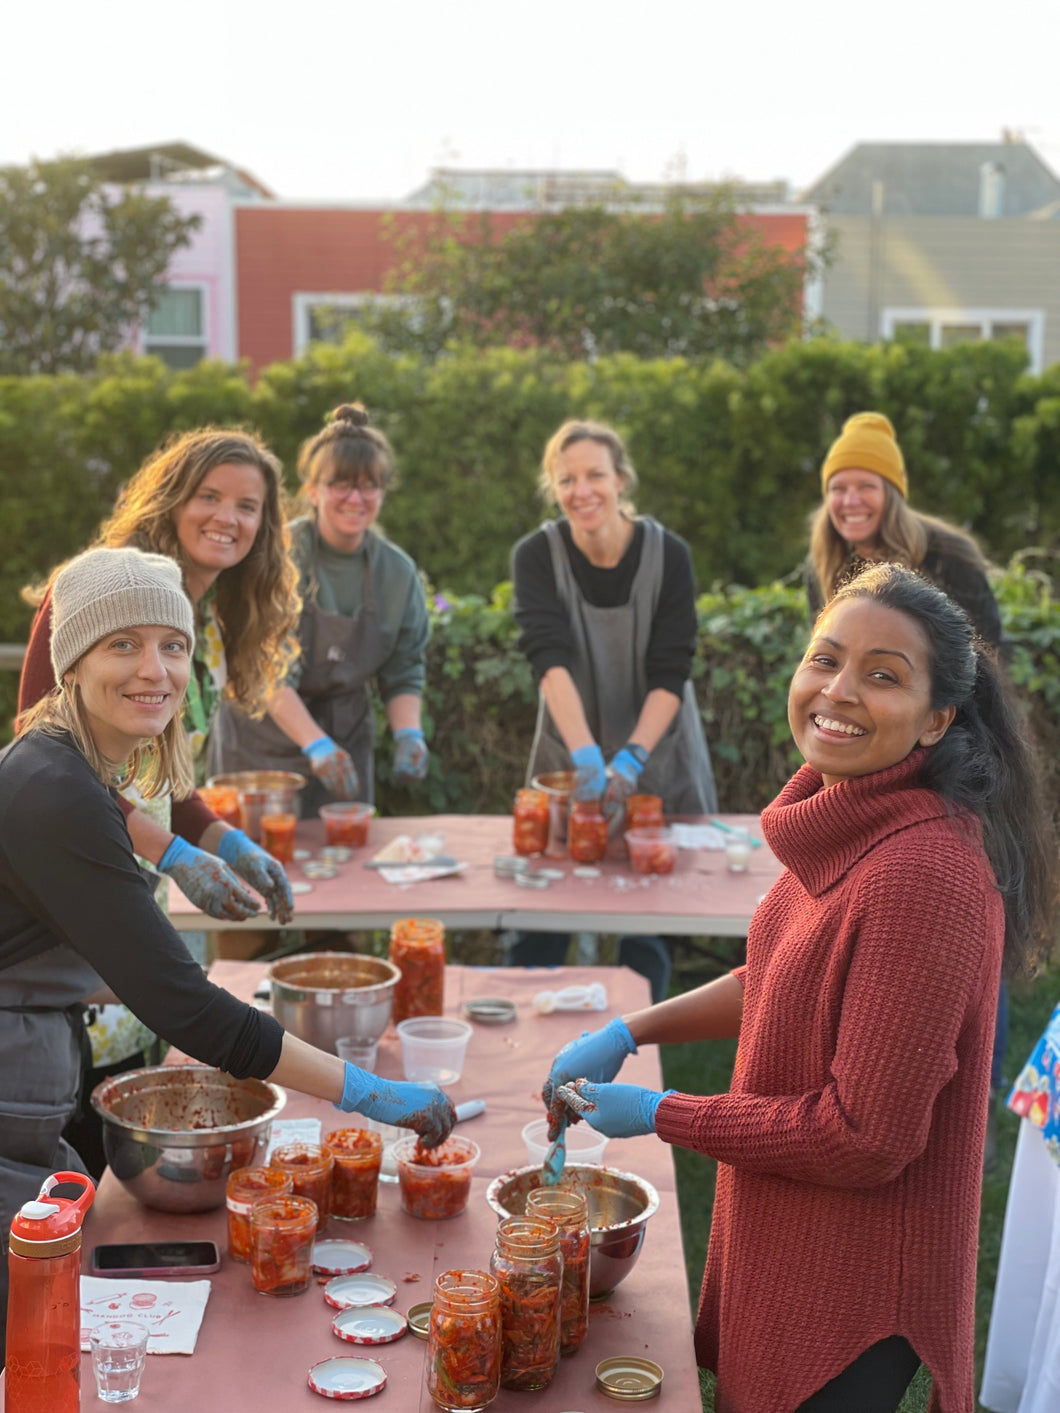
[3,966,705,1412]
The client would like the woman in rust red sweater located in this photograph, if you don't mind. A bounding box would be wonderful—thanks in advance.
[545,564,1055,1413]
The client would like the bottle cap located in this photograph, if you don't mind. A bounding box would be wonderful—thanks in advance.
[18,1201,61,1220]
[9,1172,95,1252]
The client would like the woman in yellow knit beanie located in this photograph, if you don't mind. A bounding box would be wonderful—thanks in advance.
[805,411,1002,652]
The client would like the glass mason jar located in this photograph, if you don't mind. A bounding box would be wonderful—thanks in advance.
[389,918,446,1024]
[626,793,665,832]
[489,1216,563,1392]
[324,1128,383,1221]
[249,1195,318,1296]
[269,1143,333,1230]
[568,800,608,864]
[512,788,550,857]
[226,1166,293,1263]
[526,1186,591,1355]
[426,1269,501,1412]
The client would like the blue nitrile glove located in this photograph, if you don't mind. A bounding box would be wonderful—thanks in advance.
[392,727,429,785]
[543,1017,637,1135]
[158,836,261,922]
[603,743,649,816]
[558,1079,675,1139]
[302,734,359,800]
[337,1064,456,1148]
[571,743,608,803]
[216,828,295,926]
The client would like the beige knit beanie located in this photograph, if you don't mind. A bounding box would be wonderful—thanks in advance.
[51,548,195,680]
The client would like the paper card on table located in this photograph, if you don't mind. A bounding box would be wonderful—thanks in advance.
[81,1277,211,1355]
[670,824,726,850]
[265,1115,322,1159]
[378,862,468,884]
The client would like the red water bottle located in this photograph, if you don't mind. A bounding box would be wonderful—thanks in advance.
[6,1170,96,1413]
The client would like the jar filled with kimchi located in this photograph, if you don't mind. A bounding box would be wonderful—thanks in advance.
[226,1166,293,1263]
[389,918,445,1024]
[626,793,664,832]
[426,1269,501,1412]
[512,788,549,857]
[568,800,608,864]
[489,1216,563,1391]
[325,1128,383,1221]
[249,1195,318,1296]
[269,1143,333,1231]
[526,1186,590,1355]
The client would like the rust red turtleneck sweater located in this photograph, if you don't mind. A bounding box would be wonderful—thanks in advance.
[655,750,1003,1413]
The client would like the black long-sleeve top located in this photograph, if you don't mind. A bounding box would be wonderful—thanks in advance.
[0,731,283,1080]
[511,519,698,696]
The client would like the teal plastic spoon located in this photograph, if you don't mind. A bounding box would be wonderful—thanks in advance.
[541,1117,567,1186]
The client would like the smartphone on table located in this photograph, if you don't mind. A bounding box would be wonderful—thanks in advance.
[90,1240,221,1278]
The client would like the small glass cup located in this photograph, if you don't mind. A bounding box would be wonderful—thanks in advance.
[89,1320,150,1403]
[724,831,753,872]
[335,1035,379,1070]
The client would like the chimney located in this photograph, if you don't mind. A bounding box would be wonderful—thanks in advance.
[979,162,1005,219]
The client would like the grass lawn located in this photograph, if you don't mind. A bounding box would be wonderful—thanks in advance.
[661,950,1058,1413]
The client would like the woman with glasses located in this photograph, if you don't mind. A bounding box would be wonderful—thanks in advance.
[212,403,431,813]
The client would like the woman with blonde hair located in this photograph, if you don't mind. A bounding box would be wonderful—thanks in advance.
[0,547,455,1360]
[212,403,432,814]
[19,426,300,928]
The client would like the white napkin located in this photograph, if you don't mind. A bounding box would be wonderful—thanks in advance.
[265,1115,322,1160]
[670,824,726,850]
[378,862,468,884]
[80,1277,211,1355]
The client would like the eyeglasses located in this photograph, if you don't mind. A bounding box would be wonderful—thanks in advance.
[323,480,382,502]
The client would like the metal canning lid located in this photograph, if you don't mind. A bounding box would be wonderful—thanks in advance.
[494,855,529,877]
[320,846,353,863]
[462,997,517,1025]
[312,1238,372,1276]
[406,1301,432,1339]
[595,1357,664,1401]
[290,881,314,895]
[331,1305,407,1346]
[303,861,339,880]
[307,1355,387,1401]
[538,867,565,880]
[515,870,550,890]
[324,1273,398,1311]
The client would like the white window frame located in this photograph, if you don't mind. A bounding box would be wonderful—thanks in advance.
[880,306,1044,373]
[292,291,425,354]
[142,282,209,363]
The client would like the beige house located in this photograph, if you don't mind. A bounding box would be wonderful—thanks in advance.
[802,139,1060,372]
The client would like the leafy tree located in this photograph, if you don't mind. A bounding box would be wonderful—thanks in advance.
[0,156,200,375]
[363,188,823,365]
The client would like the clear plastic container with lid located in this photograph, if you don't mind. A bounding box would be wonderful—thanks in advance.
[249,1195,317,1296]
[526,1186,591,1355]
[389,917,446,1023]
[269,1142,333,1230]
[489,1216,563,1391]
[226,1165,293,1262]
[426,1269,501,1412]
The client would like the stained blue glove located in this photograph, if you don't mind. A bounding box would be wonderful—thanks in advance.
[216,828,295,926]
[158,836,261,921]
[337,1063,456,1148]
[543,1017,637,1135]
[302,734,359,799]
[571,743,608,803]
[392,728,429,785]
[603,744,648,816]
[558,1079,674,1139]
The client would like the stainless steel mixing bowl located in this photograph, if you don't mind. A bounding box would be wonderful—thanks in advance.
[91,1065,287,1213]
[485,1163,660,1298]
[268,952,401,1054]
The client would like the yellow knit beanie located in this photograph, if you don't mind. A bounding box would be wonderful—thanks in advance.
[821,412,907,498]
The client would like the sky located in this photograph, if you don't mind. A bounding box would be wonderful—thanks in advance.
[6,0,1060,202]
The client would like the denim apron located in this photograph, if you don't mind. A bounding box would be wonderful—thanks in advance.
[526,517,716,814]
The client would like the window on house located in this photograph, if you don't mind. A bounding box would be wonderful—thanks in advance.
[292,292,426,355]
[145,287,207,368]
[880,307,1044,372]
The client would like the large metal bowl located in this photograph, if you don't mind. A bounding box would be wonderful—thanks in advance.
[530,770,575,857]
[268,953,401,1054]
[91,1065,286,1213]
[206,770,307,837]
[486,1163,660,1299]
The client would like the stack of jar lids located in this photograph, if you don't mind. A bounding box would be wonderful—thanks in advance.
[462,997,517,1025]
[594,1356,664,1401]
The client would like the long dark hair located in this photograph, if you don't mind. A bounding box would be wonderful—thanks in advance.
[831,564,1056,978]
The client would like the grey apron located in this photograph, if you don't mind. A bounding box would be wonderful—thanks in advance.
[210,552,385,816]
[526,517,717,814]
[0,944,98,1359]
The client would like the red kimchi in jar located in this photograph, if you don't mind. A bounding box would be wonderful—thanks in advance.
[389,918,445,1023]
[269,1143,333,1230]
[426,1269,501,1412]
[489,1216,562,1391]
[512,788,549,857]
[394,1135,479,1220]
[325,1128,383,1221]
[249,1195,317,1296]
[526,1186,590,1355]
[568,800,608,864]
[226,1165,293,1263]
